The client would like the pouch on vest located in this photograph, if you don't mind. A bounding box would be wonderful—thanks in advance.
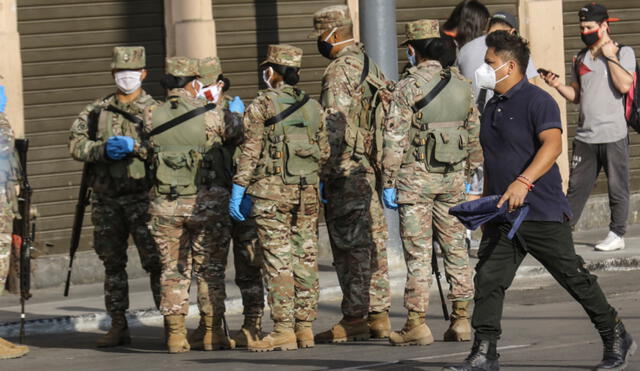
[154,149,202,196]
[424,123,468,173]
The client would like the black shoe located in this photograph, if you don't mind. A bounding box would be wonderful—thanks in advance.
[594,321,637,370]
[442,339,500,371]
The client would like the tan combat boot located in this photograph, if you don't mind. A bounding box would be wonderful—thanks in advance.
[444,301,472,342]
[0,337,29,360]
[248,323,297,352]
[314,317,370,343]
[294,321,314,349]
[164,315,190,353]
[232,316,262,348]
[368,311,391,339]
[210,316,236,350]
[96,312,131,347]
[389,311,434,346]
[187,315,207,348]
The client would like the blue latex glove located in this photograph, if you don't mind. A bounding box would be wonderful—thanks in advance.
[319,182,328,204]
[105,136,135,160]
[240,194,253,218]
[0,86,6,113]
[383,188,398,210]
[465,182,472,194]
[229,96,245,114]
[229,184,246,222]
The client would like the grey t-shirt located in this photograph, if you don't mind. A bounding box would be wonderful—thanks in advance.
[457,35,538,104]
[573,46,636,144]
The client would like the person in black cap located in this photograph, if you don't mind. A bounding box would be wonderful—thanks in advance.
[540,3,636,253]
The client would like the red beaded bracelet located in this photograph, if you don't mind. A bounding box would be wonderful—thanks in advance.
[516,177,534,191]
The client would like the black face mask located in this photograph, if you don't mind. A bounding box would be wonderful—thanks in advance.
[581,28,600,46]
[317,38,334,59]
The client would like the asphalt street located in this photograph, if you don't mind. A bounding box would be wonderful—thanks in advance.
[3,269,639,371]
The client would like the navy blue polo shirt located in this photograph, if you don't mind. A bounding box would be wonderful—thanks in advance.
[480,78,572,222]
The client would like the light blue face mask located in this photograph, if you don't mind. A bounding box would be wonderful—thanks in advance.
[406,49,417,66]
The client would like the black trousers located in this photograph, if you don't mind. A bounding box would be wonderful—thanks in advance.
[472,221,618,341]
[567,138,630,236]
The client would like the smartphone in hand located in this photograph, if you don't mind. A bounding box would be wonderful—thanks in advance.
[537,68,560,79]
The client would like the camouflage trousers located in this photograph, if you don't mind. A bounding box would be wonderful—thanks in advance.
[325,171,390,318]
[91,193,162,313]
[149,187,231,316]
[195,217,264,318]
[397,180,474,313]
[252,186,319,326]
[0,196,11,296]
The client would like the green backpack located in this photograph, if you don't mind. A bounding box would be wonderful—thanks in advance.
[259,88,323,186]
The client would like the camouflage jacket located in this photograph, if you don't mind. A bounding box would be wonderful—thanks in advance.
[0,113,18,218]
[69,91,156,196]
[320,42,385,179]
[382,61,483,196]
[233,85,330,201]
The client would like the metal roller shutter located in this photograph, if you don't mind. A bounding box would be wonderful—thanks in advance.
[18,0,166,254]
[396,0,520,69]
[212,0,347,101]
[563,0,640,195]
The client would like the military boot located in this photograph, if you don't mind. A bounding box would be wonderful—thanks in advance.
[444,301,472,342]
[368,311,391,339]
[164,315,190,354]
[187,315,207,349]
[295,321,314,348]
[232,316,262,348]
[442,339,499,371]
[594,321,636,370]
[0,337,29,360]
[314,317,370,343]
[248,322,297,352]
[389,311,434,346]
[210,316,236,350]
[96,312,131,347]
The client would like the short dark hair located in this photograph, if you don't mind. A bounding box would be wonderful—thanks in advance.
[444,0,490,47]
[409,36,458,67]
[485,30,530,73]
[260,62,300,86]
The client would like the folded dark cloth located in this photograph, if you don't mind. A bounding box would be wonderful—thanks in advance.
[448,195,530,240]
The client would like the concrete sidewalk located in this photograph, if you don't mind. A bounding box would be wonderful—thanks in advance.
[1,224,639,337]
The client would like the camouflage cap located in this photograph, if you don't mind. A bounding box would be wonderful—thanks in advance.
[402,19,440,45]
[260,44,303,68]
[111,46,146,70]
[308,5,353,39]
[166,56,199,77]
[198,57,223,86]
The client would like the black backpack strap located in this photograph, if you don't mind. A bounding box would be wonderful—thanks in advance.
[574,47,588,86]
[359,54,370,85]
[147,103,217,138]
[264,94,310,127]
[104,105,143,125]
[476,88,488,114]
[412,71,452,113]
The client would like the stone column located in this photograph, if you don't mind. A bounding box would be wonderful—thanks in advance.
[0,0,25,138]
[347,0,360,42]
[519,0,570,191]
[164,0,217,58]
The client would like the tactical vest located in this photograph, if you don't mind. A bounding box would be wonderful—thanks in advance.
[257,88,323,186]
[344,52,388,165]
[402,68,471,173]
[150,96,213,197]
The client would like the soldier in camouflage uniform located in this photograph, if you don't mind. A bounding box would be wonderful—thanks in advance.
[310,5,392,343]
[68,47,162,348]
[381,20,483,346]
[0,85,29,359]
[230,44,330,352]
[188,57,264,349]
[142,57,235,353]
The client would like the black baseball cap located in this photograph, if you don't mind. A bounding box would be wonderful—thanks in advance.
[579,3,620,23]
[491,11,518,30]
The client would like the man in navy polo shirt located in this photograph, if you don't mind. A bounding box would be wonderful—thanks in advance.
[444,31,635,371]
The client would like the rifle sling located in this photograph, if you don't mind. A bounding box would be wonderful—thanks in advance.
[359,54,370,85]
[264,94,310,127]
[104,105,144,125]
[412,72,452,113]
[147,103,217,138]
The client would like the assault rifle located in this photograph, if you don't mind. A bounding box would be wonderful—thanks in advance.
[432,242,450,321]
[64,107,100,297]
[13,138,34,343]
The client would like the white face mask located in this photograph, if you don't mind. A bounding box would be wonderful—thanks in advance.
[114,71,142,94]
[475,62,510,90]
[262,68,273,89]
[406,48,417,66]
[197,81,222,103]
